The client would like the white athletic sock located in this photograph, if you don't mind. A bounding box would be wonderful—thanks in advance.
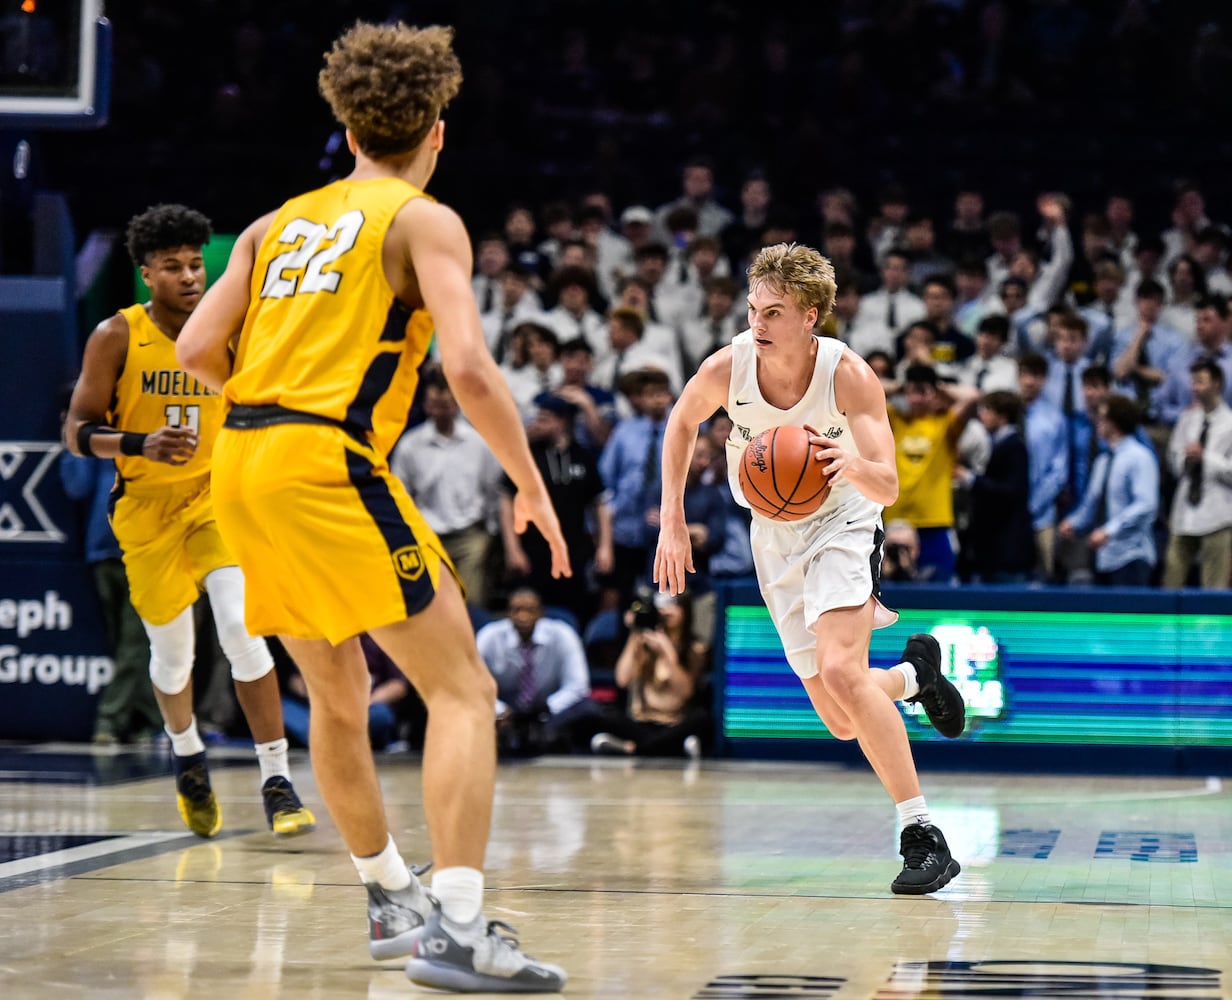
[167,716,206,757]
[352,834,411,891]
[432,866,485,926]
[254,738,290,784]
[896,795,931,828]
[892,662,920,700]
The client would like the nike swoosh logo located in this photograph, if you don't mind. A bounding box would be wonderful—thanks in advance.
[137,341,153,347]
[734,399,751,406]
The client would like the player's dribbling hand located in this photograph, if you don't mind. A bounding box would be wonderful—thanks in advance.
[513,489,573,579]
[803,424,847,482]
[653,516,694,596]
[146,426,198,465]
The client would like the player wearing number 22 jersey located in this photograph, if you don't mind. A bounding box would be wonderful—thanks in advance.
[212,177,447,643]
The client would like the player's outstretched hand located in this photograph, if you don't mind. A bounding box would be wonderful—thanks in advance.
[653,518,694,596]
[513,490,573,579]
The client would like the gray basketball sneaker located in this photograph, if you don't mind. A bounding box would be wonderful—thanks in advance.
[367,864,433,960]
[405,909,567,993]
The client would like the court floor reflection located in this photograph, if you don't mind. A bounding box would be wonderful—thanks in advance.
[0,749,1226,998]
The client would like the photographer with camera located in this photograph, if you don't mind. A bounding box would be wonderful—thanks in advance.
[589,587,710,759]
[881,519,925,582]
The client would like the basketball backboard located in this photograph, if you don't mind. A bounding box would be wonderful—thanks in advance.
[0,0,111,129]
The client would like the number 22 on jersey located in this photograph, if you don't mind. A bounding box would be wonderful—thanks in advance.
[260,210,365,299]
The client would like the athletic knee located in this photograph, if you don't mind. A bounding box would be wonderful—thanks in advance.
[224,633,273,682]
[205,568,273,682]
[826,719,857,741]
[145,608,195,695]
[817,656,862,704]
[422,658,496,717]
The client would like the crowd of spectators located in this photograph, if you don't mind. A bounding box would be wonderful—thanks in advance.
[23,1,1232,244]
[28,1,1232,757]
[392,169,1231,615]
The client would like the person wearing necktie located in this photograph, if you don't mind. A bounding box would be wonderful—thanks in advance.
[472,233,509,315]
[1163,359,1232,588]
[477,588,600,755]
[1111,279,1184,458]
[1058,394,1159,587]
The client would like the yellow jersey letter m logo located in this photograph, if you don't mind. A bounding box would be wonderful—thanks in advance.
[392,545,425,580]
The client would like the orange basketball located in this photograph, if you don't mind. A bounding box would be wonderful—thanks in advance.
[738,424,832,521]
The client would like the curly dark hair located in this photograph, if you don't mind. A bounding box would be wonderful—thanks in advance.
[319,21,462,159]
[125,204,212,267]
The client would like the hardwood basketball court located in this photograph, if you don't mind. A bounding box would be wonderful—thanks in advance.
[1,744,1228,998]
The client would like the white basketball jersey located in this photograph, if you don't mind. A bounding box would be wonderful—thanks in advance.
[725,330,881,526]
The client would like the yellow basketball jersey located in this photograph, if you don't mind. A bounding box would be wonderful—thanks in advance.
[110,304,224,487]
[226,178,436,458]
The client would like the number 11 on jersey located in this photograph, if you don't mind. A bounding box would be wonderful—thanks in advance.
[165,404,200,432]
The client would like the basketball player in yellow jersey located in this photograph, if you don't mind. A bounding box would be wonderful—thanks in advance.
[654,243,965,896]
[177,22,570,994]
[64,204,315,842]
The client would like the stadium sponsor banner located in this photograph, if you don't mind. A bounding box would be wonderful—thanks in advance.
[0,563,111,741]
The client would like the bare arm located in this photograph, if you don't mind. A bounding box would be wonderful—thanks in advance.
[819,351,899,507]
[64,316,197,465]
[939,380,982,448]
[593,499,614,574]
[498,491,531,575]
[1111,321,1150,383]
[177,215,271,392]
[613,630,648,690]
[653,349,732,594]
[405,199,571,578]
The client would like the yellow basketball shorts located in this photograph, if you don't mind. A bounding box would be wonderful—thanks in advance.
[210,422,453,645]
[109,473,233,626]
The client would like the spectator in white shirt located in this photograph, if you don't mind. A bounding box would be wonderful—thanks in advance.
[592,306,682,403]
[1161,181,1211,269]
[482,264,543,362]
[1162,359,1232,589]
[851,248,926,358]
[1192,227,1232,297]
[652,155,734,244]
[472,233,509,315]
[389,371,502,608]
[1161,254,1208,342]
[540,265,608,360]
[578,200,633,302]
[501,321,563,423]
[679,275,740,373]
[957,314,1018,393]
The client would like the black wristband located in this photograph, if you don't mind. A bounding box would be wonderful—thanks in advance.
[119,432,148,456]
[75,422,104,457]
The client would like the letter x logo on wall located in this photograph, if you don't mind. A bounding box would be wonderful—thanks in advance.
[0,443,66,543]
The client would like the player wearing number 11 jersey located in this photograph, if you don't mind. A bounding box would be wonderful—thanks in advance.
[64,204,315,842]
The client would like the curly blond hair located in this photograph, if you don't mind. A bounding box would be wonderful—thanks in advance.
[318,22,462,158]
[747,243,837,319]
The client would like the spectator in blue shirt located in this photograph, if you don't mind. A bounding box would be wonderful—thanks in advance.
[1059,394,1160,586]
[1110,278,1188,429]
[1017,352,1070,579]
[598,368,674,611]
[1154,296,1232,418]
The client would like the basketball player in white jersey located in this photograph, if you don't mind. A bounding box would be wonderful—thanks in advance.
[654,243,965,894]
